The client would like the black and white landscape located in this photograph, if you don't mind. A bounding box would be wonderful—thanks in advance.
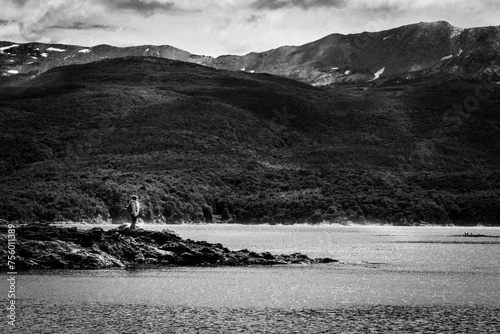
[1,1,500,333]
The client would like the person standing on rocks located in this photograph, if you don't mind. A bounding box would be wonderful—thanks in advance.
[127,195,140,229]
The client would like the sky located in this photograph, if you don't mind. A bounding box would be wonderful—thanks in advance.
[0,0,499,56]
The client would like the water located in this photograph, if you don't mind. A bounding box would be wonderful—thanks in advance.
[1,224,500,333]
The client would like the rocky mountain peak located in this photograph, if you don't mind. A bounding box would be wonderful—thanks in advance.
[1,21,499,86]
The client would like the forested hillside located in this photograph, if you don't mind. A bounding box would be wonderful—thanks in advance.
[1,57,499,225]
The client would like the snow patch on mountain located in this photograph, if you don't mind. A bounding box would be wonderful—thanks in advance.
[451,27,463,38]
[441,54,453,61]
[46,47,66,52]
[0,44,19,53]
[78,49,91,53]
[7,70,19,74]
[41,53,47,57]
[367,67,385,82]
[383,35,394,40]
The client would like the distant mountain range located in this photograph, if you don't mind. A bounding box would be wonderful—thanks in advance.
[1,21,500,86]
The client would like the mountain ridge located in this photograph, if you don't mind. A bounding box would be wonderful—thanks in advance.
[1,21,499,86]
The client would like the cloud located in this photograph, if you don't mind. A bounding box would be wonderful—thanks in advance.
[0,0,192,46]
[11,0,29,6]
[250,0,496,14]
[106,0,176,16]
[11,0,105,40]
[246,15,261,23]
[252,0,347,10]
[47,22,113,30]
[344,0,490,12]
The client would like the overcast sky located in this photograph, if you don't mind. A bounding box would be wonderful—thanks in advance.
[0,0,499,56]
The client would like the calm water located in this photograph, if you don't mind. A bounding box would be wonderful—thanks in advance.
[1,224,500,333]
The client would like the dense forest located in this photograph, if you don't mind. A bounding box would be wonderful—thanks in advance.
[1,57,499,225]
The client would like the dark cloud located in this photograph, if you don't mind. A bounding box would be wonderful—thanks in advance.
[252,0,347,10]
[107,0,176,16]
[0,19,10,25]
[47,22,113,30]
[11,0,30,6]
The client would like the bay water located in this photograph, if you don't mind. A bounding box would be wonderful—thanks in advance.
[1,224,499,333]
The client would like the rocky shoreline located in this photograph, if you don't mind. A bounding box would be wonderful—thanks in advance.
[0,224,338,270]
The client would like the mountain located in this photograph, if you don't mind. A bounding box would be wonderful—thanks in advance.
[1,21,500,86]
[199,21,500,85]
[0,42,202,86]
[1,56,499,225]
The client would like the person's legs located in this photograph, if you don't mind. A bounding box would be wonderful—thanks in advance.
[130,214,137,229]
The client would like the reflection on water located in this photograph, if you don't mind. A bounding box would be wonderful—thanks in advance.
[1,225,499,333]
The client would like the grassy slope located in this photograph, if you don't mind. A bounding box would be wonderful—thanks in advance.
[1,57,499,225]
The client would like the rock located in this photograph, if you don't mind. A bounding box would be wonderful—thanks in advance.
[14,239,125,269]
[160,241,191,253]
[314,258,340,264]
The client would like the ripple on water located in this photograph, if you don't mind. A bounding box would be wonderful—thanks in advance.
[3,299,499,334]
